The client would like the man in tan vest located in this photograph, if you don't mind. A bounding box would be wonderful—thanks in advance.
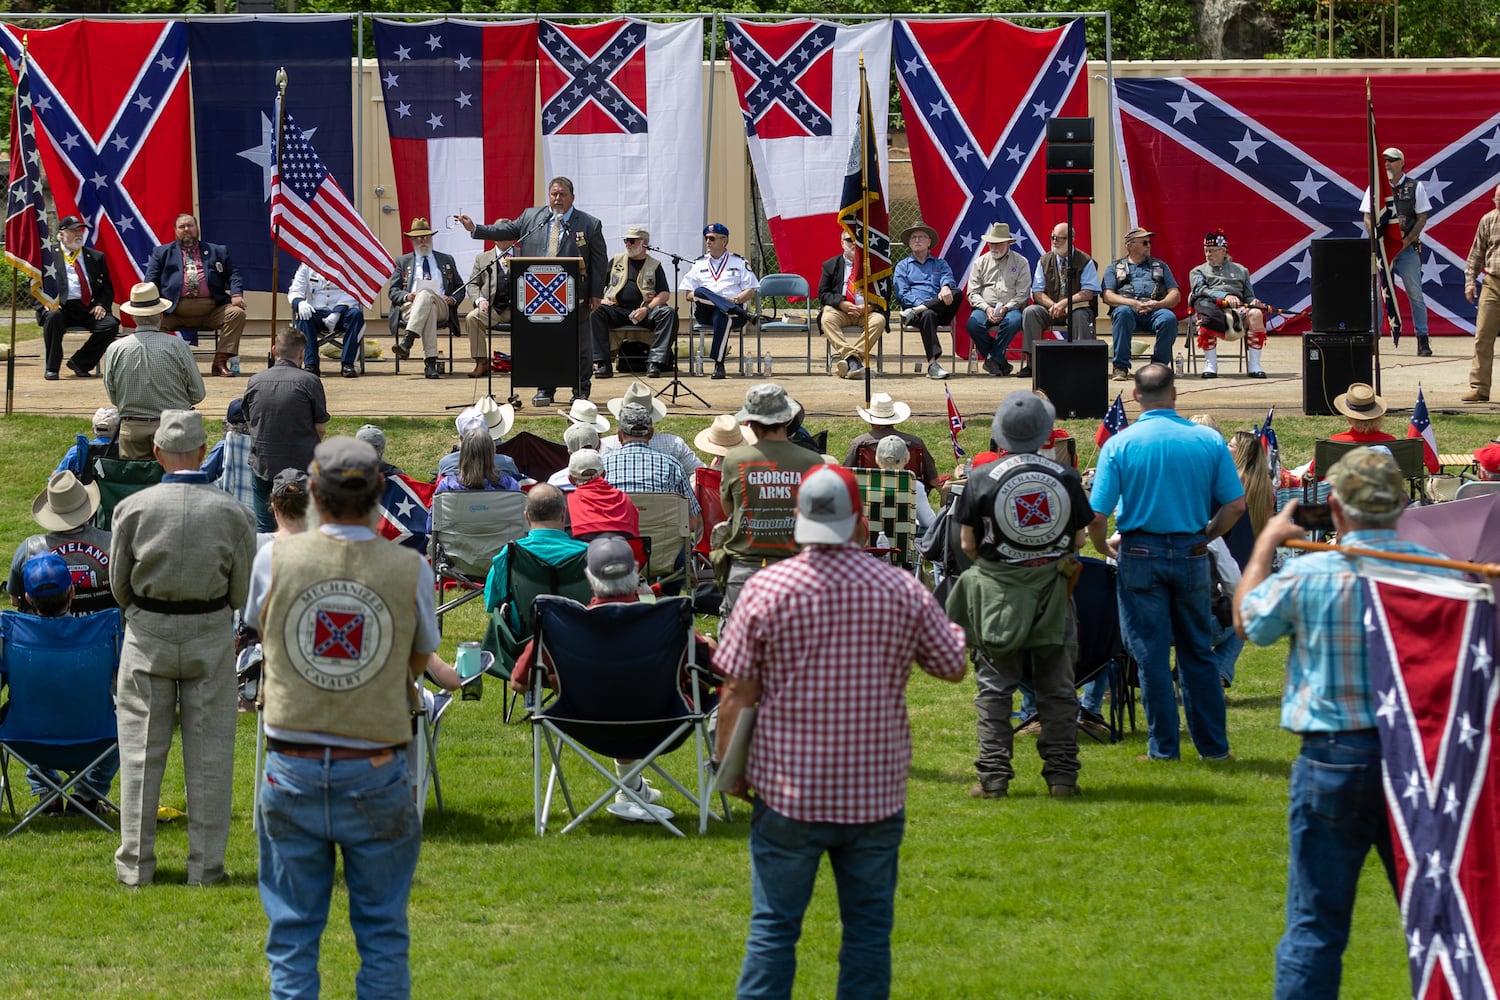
[243,436,460,998]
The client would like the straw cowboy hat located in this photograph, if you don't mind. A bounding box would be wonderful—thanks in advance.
[560,398,611,433]
[32,470,101,532]
[694,414,755,456]
[606,380,668,423]
[120,281,172,317]
[1333,383,1387,423]
[981,223,1018,245]
[856,392,912,426]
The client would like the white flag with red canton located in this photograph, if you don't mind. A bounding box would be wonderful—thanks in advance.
[1407,387,1441,474]
[726,19,890,286]
[271,97,394,308]
[537,18,703,262]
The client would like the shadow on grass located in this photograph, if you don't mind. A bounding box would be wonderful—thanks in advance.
[421,803,747,844]
[1226,694,1284,710]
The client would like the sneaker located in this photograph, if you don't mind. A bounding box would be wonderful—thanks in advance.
[834,358,848,379]
[899,307,919,324]
[615,779,664,808]
[842,357,864,380]
[1049,784,1082,799]
[926,361,950,380]
[1112,366,1130,382]
[968,782,1008,799]
[982,356,1006,377]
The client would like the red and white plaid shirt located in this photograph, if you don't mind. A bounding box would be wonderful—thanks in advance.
[714,544,966,824]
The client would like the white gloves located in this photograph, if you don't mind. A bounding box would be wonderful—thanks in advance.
[297,300,314,320]
[323,312,339,333]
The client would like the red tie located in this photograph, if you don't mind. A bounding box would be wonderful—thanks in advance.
[72,257,91,307]
[844,256,858,303]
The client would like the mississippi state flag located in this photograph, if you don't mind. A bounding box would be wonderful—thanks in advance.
[374,18,536,278]
[539,19,703,262]
[1363,565,1500,1000]
[1113,73,1500,336]
[0,21,192,291]
[727,19,891,286]
[1408,387,1441,474]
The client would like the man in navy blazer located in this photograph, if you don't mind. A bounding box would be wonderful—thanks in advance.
[144,214,245,378]
[38,215,119,381]
[455,176,608,405]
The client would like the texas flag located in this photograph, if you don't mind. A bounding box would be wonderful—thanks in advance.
[373,18,537,279]
[726,19,891,286]
[539,18,704,262]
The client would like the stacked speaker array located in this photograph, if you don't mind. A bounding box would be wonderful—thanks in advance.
[1304,238,1376,415]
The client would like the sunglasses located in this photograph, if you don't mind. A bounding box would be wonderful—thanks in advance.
[1050,235,1070,243]
[1384,155,1402,162]
[624,238,642,244]
[841,236,855,244]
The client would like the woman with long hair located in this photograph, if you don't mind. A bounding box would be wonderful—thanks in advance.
[435,427,519,493]
[1231,430,1275,536]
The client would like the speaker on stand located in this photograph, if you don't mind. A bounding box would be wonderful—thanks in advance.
[1034,341,1109,419]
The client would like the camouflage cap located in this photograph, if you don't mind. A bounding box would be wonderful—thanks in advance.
[1327,446,1406,516]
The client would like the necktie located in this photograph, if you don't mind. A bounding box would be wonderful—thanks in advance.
[422,257,432,280]
[71,255,91,307]
[547,214,561,257]
[844,257,857,303]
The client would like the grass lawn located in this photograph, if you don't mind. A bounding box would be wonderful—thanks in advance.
[2,411,1487,998]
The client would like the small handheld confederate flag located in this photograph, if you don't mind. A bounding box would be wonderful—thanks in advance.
[944,384,965,459]
[1408,387,1442,474]
[377,473,435,555]
[1095,392,1128,447]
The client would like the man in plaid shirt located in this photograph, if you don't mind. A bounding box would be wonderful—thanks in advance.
[714,464,966,1000]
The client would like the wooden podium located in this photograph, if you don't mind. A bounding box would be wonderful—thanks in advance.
[509,256,584,392]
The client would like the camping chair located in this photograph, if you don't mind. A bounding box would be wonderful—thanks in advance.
[691,467,726,583]
[0,609,122,835]
[1456,480,1500,502]
[525,595,725,836]
[481,542,592,723]
[90,455,163,530]
[428,489,528,631]
[1314,438,1427,500]
[1071,557,1135,742]
[851,468,919,572]
[753,273,817,374]
[627,491,693,593]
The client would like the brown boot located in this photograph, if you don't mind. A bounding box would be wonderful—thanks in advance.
[467,358,492,379]
[211,353,235,377]
[1462,389,1490,403]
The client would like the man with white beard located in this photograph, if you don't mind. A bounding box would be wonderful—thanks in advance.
[38,214,119,381]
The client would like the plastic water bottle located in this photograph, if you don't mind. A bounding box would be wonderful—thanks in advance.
[1173,351,1184,376]
[229,355,241,376]
[763,353,774,375]
[968,346,978,374]
[875,531,891,550]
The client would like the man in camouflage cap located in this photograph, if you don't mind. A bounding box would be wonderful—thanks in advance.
[1234,445,1458,997]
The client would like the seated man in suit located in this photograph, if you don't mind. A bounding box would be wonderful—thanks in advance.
[386,217,466,380]
[39,215,119,381]
[460,241,514,380]
[288,263,365,380]
[818,231,887,381]
[144,214,245,378]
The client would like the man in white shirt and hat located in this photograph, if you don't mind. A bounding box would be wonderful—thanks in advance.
[965,223,1031,377]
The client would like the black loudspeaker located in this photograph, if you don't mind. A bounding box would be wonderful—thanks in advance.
[1046,118,1094,143]
[1310,238,1372,333]
[1045,116,1095,205]
[1046,173,1094,201]
[1034,341,1109,419]
[1302,333,1374,415]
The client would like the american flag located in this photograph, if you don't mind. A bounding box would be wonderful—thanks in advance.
[944,384,965,459]
[270,98,393,308]
[1408,387,1441,474]
[1094,392,1129,447]
[3,48,58,311]
[1258,406,1283,483]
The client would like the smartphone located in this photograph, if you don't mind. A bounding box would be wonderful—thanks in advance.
[1291,502,1333,532]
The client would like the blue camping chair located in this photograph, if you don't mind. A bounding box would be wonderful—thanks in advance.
[525,595,725,837]
[0,609,122,835]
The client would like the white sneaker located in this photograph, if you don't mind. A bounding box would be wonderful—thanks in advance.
[615,779,663,807]
[926,361,950,380]
[899,307,918,324]
[834,359,848,379]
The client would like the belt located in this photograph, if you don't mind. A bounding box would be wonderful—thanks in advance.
[1299,728,1378,740]
[120,415,161,423]
[729,555,779,570]
[266,738,405,760]
[132,594,229,615]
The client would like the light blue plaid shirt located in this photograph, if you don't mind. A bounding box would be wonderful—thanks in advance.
[1241,530,1454,733]
[601,441,700,515]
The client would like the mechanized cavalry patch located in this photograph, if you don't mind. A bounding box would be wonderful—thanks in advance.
[985,454,1073,562]
[282,578,395,691]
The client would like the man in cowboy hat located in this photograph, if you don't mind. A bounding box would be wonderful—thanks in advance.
[843,391,941,492]
[456,177,608,403]
[599,380,703,476]
[144,214,245,378]
[1188,230,1267,379]
[110,410,256,887]
[1101,227,1181,381]
[602,403,701,536]
[893,221,956,379]
[436,397,522,481]
[818,230,887,381]
[1331,383,1397,444]
[8,470,113,615]
[965,223,1032,377]
[717,384,823,616]
[1020,223,1100,376]
[101,282,206,461]
[592,225,678,380]
[1362,146,1433,357]
[385,217,466,380]
[243,327,330,533]
[38,214,118,381]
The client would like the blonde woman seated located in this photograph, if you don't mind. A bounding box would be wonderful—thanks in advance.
[434,426,520,494]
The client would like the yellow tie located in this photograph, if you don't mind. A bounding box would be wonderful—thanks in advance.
[546,214,561,257]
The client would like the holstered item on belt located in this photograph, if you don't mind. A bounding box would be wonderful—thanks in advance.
[1058,553,1082,599]
[132,593,230,615]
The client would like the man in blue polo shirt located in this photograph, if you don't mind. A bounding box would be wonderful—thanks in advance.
[892,221,955,380]
[1086,363,1245,761]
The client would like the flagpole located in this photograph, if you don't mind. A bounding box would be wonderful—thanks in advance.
[1285,538,1500,580]
[270,67,288,356]
[857,53,872,406]
[1366,79,1386,395]
[6,269,16,417]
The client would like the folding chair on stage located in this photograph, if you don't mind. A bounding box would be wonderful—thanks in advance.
[0,609,122,835]
[525,595,726,837]
[481,542,591,723]
[428,489,527,631]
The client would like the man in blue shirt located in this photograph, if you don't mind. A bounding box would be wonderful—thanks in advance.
[1237,447,1451,1000]
[1100,227,1181,381]
[892,222,955,380]
[1087,363,1244,761]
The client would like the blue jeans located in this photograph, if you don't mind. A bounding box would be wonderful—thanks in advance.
[252,475,276,533]
[27,747,119,799]
[1391,244,1428,337]
[1115,532,1229,759]
[1109,305,1178,369]
[1274,731,1395,1000]
[257,749,422,1000]
[964,308,1023,362]
[737,800,904,1000]
[1213,624,1245,687]
[298,306,365,368]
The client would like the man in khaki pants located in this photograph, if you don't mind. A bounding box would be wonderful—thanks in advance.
[1463,183,1500,402]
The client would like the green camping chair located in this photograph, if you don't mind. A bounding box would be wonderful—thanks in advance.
[481,542,591,723]
[91,456,163,530]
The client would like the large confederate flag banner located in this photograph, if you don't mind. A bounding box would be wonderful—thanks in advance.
[1364,565,1500,999]
[0,21,192,292]
[1113,73,1500,336]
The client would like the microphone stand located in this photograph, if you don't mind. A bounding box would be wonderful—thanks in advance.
[443,211,554,412]
[646,243,709,408]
